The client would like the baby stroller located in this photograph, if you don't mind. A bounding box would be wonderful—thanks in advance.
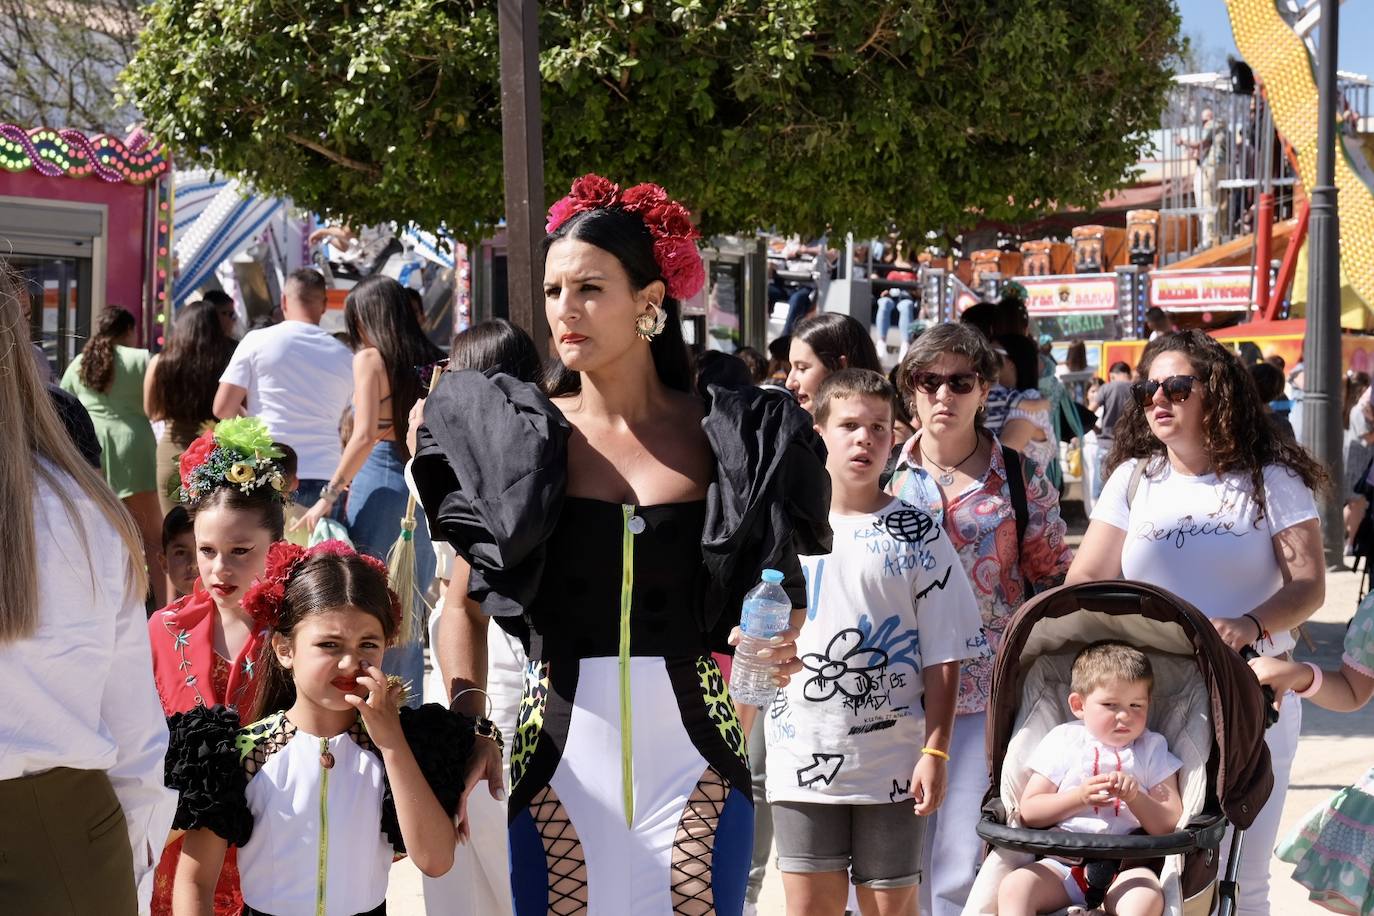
[964,580,1275,916]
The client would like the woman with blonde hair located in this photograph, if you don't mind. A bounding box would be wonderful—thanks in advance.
[0,264,174,914]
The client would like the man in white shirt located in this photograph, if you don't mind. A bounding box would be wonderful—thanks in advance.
[213,268,354,511]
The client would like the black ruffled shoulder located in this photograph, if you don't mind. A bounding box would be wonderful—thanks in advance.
[380,703,475,853]
[411,369,569,620]
[412,369,830,640]
[164,704,253,847]
[700,384,832,636]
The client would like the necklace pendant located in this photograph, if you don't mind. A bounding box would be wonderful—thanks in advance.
[319,736,334,769]
[937,471,955,486]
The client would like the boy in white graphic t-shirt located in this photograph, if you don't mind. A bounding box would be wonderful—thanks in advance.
[998,641,1184,916]
[765,368,986,915]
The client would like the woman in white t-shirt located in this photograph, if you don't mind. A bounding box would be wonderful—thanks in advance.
[1068,330,1327,916]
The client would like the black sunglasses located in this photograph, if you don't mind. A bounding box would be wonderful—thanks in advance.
[1131,374,1200,407]
[909,371,980,396]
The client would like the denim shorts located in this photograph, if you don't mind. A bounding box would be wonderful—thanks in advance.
[771,799,926,888]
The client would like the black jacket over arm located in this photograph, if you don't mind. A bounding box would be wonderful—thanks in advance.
[411,370,831,643]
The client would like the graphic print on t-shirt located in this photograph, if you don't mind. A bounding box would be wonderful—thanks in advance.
[765,498,986,804]
[801,627,895,713]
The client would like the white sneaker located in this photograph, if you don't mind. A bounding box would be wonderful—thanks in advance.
[742,903,758,916]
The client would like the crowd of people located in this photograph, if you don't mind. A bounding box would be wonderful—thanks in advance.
[1,171,1373,916]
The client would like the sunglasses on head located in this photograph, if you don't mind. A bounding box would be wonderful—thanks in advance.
[909,371,980,396]
[1131,374,1200,407]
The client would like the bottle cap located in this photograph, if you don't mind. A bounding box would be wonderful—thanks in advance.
[761,569,784,584]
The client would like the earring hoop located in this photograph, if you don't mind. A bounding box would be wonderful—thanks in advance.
[635,302,667,341]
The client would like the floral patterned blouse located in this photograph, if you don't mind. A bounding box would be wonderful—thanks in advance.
[888,432,1072,715]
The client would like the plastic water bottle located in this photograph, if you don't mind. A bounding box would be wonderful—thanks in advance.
[730,569,792,707]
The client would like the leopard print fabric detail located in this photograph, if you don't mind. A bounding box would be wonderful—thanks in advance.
[510,660,551,791]
[236,711,296,778]
[696,657,747,766]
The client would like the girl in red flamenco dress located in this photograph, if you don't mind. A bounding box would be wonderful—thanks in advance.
[147,418,290,915]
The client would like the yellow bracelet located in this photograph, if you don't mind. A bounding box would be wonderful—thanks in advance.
[921,746,950,761]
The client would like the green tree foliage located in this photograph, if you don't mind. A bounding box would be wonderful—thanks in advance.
[123,0,1182,239]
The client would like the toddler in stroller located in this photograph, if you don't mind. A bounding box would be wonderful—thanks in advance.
[965,580,1275,916]
[997,641,1183,916]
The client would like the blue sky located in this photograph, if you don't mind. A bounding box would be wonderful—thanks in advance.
[1178,0,1374,78]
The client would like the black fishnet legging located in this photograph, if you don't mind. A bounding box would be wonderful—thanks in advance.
[670,767,728,915]
[530,786,588,914]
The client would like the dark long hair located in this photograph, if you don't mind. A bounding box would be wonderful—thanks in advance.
[78,306,136,393]
[187,485,286,542]
[996,333,1041,391]
[1343,371,1370,431]
[344,276,445,458]
[151,301,238,426]
[450,318,542,383]
[793,312,882,373]
[249,552,400,722]
[541,207,692,397]
[1108,330,1327,520]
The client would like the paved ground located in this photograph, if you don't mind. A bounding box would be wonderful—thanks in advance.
[387,532,1374,914]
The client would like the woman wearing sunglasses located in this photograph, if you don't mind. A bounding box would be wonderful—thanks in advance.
[888,322,1072,916]
[1068,329,1326,916]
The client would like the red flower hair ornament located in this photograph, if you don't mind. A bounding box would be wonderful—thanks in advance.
[241,540,402,634]
[545,174,705,301]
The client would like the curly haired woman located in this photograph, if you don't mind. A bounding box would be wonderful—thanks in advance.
[1069,329,1327,916]
[61,306,164,604]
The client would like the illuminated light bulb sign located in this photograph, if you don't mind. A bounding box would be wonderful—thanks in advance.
[0,124,169,184]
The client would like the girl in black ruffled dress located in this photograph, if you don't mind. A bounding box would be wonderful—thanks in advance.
[164,543,484,916]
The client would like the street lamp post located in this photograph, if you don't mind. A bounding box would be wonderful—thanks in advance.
[498,0,549,347]
[1302,0,1343,568]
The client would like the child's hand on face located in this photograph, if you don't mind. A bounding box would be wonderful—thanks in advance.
[344,664,406,751]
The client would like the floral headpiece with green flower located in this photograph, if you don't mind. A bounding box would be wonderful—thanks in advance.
[178,417,288,505]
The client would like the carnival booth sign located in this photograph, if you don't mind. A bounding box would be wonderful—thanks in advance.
[1149,267,1254,313]
[1020,275,1119,315]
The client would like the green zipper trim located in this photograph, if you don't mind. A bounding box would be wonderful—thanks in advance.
[619,504,636,829]
[317,737,330,916]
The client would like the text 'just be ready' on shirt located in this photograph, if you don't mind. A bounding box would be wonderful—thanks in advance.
[766,497,987,806]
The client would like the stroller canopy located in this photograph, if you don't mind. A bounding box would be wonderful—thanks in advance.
[986,580,1274,830]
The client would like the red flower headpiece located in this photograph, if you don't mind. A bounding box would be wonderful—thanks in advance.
[241,540,402,634]
[546,173,706,300]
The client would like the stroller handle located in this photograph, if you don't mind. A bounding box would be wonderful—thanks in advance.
[1239,645,1282,728]
[976,812,1228,859]
[1064,584,1150,612]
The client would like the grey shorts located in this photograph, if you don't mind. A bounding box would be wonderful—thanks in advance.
[771,799,926,888]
